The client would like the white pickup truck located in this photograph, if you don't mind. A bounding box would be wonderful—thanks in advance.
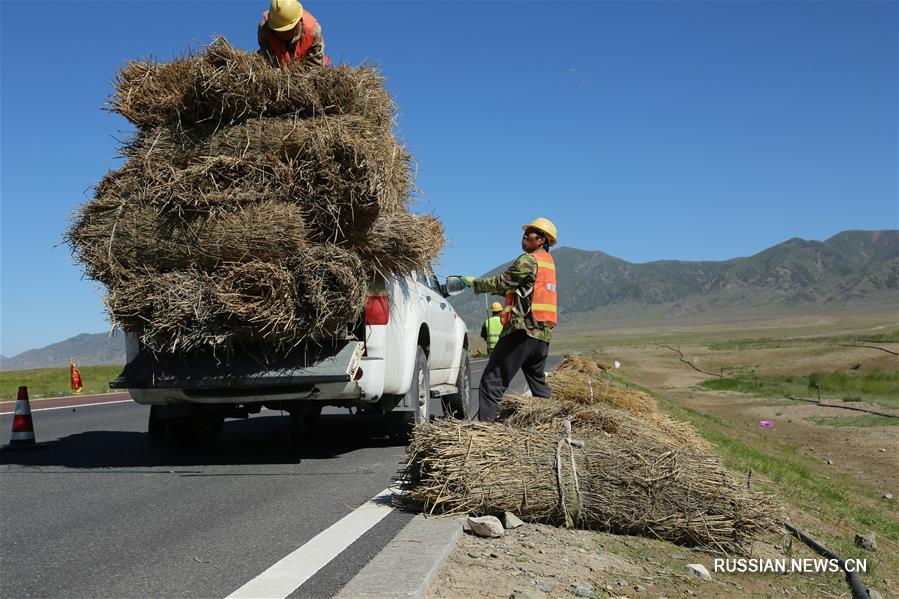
[110,269,473,447]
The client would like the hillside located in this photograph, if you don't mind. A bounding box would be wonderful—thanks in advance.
[450,229,899,329]
[0,331,125,371]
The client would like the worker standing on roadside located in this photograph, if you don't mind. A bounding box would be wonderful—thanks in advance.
[462,218,558,422]
[258,0,326,67]
[480,302,504,355]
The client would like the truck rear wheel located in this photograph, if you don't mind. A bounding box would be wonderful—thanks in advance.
[386,345,430,434]
[443,348,473,420]
[410,346,431,425]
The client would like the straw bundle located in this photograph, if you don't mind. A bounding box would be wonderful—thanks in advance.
[124,115,412,234]
[105,269,234,353]
[109,38,393,129]
[352,210,445,275]
[555,354,607,379]
[105,249,367,354]
[548,370,658,416]
[498,395,706,450]
[68,200,309,283]
[403,419,778,555]
[67,37,444,354]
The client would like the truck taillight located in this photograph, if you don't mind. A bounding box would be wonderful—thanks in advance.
[365,295,389,325]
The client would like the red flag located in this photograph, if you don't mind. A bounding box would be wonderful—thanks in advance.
[70,360,83,394]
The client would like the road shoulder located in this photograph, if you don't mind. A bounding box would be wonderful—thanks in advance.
[335,514,464,599]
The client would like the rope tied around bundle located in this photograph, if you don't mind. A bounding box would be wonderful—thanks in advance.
[555,420,585,528]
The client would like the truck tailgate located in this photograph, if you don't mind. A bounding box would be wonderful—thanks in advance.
[110,341,363,390]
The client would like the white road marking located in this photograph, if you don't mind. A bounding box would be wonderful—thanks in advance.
[225,487,397,599]
[0,399,134,414]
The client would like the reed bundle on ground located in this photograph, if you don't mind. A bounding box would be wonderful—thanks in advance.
[498,394,706,450]
[548,369,659,416]
[67,37,444,354]
[403,418,779,555]
[555,354,607,379]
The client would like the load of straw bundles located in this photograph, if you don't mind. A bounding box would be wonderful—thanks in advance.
[109,39,394,129]
[403,419,779,555]
[66,37,444,354]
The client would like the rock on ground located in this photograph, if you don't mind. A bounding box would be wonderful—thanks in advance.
[502,511,525,529]
[854,532,877,551]
[467,515,504,538]
[685,563,712,580]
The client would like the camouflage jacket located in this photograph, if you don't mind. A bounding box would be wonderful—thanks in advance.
[257,16,325,67]
[472,249,554,343]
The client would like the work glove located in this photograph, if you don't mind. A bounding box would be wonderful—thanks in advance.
[462,276,475,288]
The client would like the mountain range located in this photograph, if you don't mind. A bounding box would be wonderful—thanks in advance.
[448,229,898,327]
[2,230,896,371]
[0,331,125,372]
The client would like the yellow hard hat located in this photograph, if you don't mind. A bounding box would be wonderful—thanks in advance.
[522,217,557,245]
[267,0,303,31]
[490,302,503,313]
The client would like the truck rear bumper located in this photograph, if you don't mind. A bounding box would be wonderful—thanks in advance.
[128,381,362,406]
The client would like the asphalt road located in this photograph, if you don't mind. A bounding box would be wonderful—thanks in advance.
[0,356,560,599]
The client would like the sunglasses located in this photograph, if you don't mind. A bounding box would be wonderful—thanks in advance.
[523,229,544,239]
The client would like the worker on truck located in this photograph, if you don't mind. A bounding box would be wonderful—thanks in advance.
[462,218,558,422]
[258,0,326,67]
[480,302,504,355]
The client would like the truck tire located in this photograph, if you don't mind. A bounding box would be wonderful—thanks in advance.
[172,408,224,448]
[409,345,431,425]
[386,345,430,433]
[443,348,473,420]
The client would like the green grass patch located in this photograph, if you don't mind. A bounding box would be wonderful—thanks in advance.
[808,369,899,395]
[805,415,899,428]
[859,329,899,343]
[0,364,123,400]
[698,370,899,409]
[707,329,899,351]
[698,374,805,398]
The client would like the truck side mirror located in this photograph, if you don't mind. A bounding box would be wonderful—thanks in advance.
[442,276,466,297]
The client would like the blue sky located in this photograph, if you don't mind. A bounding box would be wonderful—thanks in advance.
[1,0,896,356]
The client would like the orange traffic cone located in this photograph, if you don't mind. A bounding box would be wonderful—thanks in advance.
[2,386,49,451]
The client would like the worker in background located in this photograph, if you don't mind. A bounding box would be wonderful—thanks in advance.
[480,302,504,355]
[462,218,558,422]
[258,0,326,67]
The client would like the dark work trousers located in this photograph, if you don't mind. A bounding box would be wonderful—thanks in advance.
[478,329,551,422]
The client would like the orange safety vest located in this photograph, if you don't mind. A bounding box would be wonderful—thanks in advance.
[263,10,319,67]
[501,251,557,326]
